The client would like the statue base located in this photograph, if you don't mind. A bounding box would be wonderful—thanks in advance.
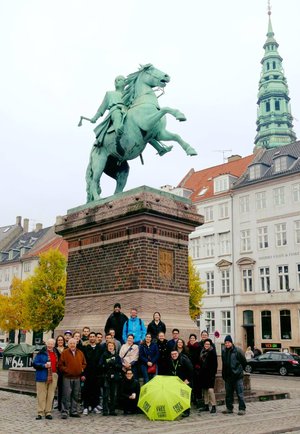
[55,186,203,339]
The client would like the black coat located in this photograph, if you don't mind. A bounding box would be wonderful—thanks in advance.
[168,353,193,385]
[157,339,169,374]
[82,344,103,377]
[199,347,218,389]
[147,320,166,340]
[100,350,122,381]
[222,345,247,381]
[104,312,128,342]
[121,377,140,400]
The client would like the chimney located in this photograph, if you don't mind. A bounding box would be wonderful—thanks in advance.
[23,218,29,233]
[16,216,22,226]
[35,223,43,232]
[227,154,242,163]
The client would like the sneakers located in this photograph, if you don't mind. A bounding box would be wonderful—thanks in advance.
[61,413,68,419]
[96,404,103,411]
[238,410,246,416]
[93,407,101,414]
[83,408,88,416]
[210,406,216,414]
[222,409,233,414]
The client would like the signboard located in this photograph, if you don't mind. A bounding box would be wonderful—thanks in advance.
[3,355,34,370]
[261,343,282,350]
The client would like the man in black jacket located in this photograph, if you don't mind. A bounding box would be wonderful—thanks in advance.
[221,335,247,415]
[104,303,128,343]
[168,350,193,417]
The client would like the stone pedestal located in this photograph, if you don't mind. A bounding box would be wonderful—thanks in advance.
[55,186,203,338]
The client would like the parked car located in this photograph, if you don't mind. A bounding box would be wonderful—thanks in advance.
[0,343,7,358]
[245,351,300,376]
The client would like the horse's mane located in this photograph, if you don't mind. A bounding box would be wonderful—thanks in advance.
[122,64,153,107]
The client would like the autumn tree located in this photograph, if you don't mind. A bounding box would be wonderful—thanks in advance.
[25,249,67,334]
[188,256,206,321]
[0,277,29,343]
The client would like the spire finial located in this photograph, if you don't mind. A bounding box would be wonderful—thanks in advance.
[268,0,272,16]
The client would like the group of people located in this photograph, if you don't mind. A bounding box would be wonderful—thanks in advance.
[33,303,248,420]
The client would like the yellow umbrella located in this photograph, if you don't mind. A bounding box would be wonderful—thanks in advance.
[138,375,191,420]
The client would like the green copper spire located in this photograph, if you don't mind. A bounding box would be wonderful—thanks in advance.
[254,2,296,149]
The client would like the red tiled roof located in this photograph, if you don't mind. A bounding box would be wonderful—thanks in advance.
[178,154,255,202]
[23,235,68,259]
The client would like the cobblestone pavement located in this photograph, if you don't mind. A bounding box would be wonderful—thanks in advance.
[1,389,300,434]
[1,373,300,433]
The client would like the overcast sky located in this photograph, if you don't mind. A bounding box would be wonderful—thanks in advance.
[1,0,300,229]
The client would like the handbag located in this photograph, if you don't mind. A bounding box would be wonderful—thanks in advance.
[147,363,156,374]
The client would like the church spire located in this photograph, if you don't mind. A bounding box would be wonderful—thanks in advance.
[254,1,296,149]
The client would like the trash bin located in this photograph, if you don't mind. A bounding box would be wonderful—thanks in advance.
[2,343,36,370]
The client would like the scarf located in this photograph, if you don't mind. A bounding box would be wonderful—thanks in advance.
[47,350,58,384]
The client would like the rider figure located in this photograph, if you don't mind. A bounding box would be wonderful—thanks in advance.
[90,75,126,154]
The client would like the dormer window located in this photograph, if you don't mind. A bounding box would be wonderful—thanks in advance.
[249,165,261,180]
[8,251,14,260]
[198,187,208,196]
[274,156,287,172]
[214,175,229,194]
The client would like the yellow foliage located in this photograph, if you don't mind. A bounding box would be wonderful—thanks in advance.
[188,256,206,321]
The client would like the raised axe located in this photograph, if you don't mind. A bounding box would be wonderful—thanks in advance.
[78,116,92,127]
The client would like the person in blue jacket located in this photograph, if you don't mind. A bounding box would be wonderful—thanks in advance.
[122,308,146,344]
[139,333,159,384]
[33,338,59,420]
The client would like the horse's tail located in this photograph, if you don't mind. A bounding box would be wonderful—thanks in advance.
[85,148,94,202]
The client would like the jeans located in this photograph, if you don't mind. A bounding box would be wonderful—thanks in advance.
[61,377,81,415]
[140,364,157,384]
[225,378,246,411]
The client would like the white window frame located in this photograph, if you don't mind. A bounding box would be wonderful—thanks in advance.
[219,232,230,255]
[274,157,287,172]
[255,191,266,210]
[24,262,31,273]
[259,267,270,292]
[219,202,229,219]
[295,221,300,245]
[273,187,285,206]
[221,311,231,334]
[204,206,214,222]
[241,229,251,252]
[242,269,253,292]
[278,265,289,290]
[258,226,269,249]
[204,235,215,257]
[214,175,229,194]
[221,270,230,294]
[292,183,300,203]
[206,271,214,295]
[275,223,287,247]
[239,196,250,214]
[205,311,215,333]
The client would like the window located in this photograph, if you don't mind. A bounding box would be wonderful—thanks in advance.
[266,101,270,112]
[280,310,291,339]
[24,262,31,273]
[261,311,272,339]
[243,310,253,325]
[205,311,215,333]
[241,229,251,252]
[292,183,300,202]
[278,265,289,290]
[297,264,300,288]
[275,100,280,110]
[4,269,9,282]
[221,311,231,334]
[206,271,214,295]
[204,235,215,257]
[239,196,250,214]
[255,191,266,209]
[204,206,214,222]
[242,269,253,292]
[214,176,229,194]
[249,165,261,180]
[191,237,200,259]
[295,221,300,244]
[219,232,230,255]
[219,202,229,219]
[273,187,285,206]
[259,267,270,292]
[257,226,268,249]
[273,61,276,69]
[274,156,287,172]
[221,270,230,294]
[275,223,287,247]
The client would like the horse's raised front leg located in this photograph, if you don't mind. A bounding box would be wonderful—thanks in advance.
[157,129,197,156]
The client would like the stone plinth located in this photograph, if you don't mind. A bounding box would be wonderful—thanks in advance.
[55,186,203,338]
[8,367,36,391]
